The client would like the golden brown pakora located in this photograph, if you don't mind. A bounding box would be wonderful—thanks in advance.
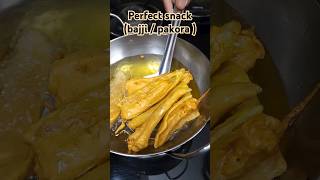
[209,83,262,126]
[210,21,287,180]
[25,91,108,179]
[120,69,187,120]
[0,29,56,134]
[154,93,199,148]
[48,51,108,106]
[26,95,107,141]
[127,81,192,152]
[34,120,107,180]
[212,113,285,179]
[211,62,250,87]
[211,21,265,73]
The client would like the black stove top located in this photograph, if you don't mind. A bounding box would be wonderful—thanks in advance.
[110,125,210,180]
[110,1,210,179]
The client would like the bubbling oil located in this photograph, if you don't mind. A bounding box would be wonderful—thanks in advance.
[111,55,160,79]
[111,54,201,98]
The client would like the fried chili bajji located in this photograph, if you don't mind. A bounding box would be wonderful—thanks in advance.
[49,52,108,106]
[34,120,107,180]
[209,83,262,126]
[212,114,284,179]
[116,103,161,134]
[211,21,265,73]
[211,104,263,144]
[120,69,187,119]
[127,82,192,152]
[154,93,199,148]
[211,62,250,87]
[125,70,181,95]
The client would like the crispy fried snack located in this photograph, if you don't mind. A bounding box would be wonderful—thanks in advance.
[154,93,199,148]
[27,72,108,180]
[211,21,265,73]
[125,71,179,95]
[110,106,120,127]
[211,62,250,87]
[120,69,187,119]
[209,83,262,126]
[26,96,107,141]
[0,29,55,134]
[238,150,287,180]
[210,21,286,180]
[212,113,284,180]
[211,21,242,73]
[230,29,265,71]
[116,103,161,134]
[34,120,107,180]
[49,51,108,106]
[126,78,153,95]
[211,104,263,144]
[127,82,192,152]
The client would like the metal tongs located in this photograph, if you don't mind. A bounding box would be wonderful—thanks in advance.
[145,7,182,78]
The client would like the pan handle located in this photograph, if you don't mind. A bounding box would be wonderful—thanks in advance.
[110,13,124,25]
[110,13,124,37]
[166,143,210,160]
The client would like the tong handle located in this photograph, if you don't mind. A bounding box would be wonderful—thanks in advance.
[159,7,182,75]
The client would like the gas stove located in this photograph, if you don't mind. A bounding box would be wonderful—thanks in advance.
[110,124,210,180]
[110,1,210,179]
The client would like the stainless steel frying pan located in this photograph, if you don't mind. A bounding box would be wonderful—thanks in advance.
[110,35,210,158]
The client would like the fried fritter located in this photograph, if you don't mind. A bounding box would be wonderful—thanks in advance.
[128,82,192,152]
[210,20,286,180]
[211,103,263,145]
[120,69,187,120]
[34,120,107,180]
[0,29,56,134]
[212,113,284,180]
[48,51,108,106]
[154,93,199,148]
[211,21,265,73]
[237,150,287,180]
[116,103,161,133]
[26,95,107,141]
[211,62,250,87]
[125,70,183,95]
[209,83,262,126]
[25,88,108,180]
[211,21,241,73]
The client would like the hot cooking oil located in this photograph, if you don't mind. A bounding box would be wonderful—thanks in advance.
[111,54,201,98]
